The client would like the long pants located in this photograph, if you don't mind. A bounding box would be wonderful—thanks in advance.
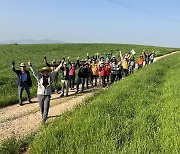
[105,75,110,85]
[69,75,75,89]
[61,80,69,95]
[138,64,143,70]
[76,77,85,92]
[18,82,31,105]
[118,70,122,80]
[54,75,58,92]
[91,75,98,86]
[86,77,89,89]
[37,95,51,120]
[101,76,106,87]
[123,69,129,77]
[150,59,154,63]
[111,74,117,83]
[129,66,134,74]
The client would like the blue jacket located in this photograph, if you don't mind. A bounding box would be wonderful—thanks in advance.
[12,67,32,87]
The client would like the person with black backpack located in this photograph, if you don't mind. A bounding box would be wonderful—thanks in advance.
[75,59,88,93]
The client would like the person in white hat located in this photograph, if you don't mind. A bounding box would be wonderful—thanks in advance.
[28,61,61,122]
[12,61,32,106]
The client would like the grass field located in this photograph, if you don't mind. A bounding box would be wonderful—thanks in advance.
[0,43,178,108]
[26,52,180,154]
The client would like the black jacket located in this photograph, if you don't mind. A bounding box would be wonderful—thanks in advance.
[12,67,32,87]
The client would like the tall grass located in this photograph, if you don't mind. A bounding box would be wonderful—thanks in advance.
[28,53,180,153]
[0,43,178,107]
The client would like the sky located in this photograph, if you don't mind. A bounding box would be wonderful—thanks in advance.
[0,0,180,47]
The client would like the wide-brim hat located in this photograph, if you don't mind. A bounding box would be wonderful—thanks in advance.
[52,59,56,63]
[20,63,26,67]
[39,67,52,73]
[80,59,86,62]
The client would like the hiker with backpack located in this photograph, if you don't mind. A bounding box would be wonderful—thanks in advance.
[12,61,32,106]
[28,61,61,122]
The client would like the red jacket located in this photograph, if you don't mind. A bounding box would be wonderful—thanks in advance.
[98,66,105,77]
[104,65,111,76]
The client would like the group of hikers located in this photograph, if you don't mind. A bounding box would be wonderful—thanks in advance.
[12,49,155,122]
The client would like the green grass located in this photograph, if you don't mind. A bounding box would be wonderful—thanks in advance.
[28,52,180,154]
[0,134,35,154]
[0,43,178,108]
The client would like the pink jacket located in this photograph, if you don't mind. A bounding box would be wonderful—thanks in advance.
[69,66,76,76]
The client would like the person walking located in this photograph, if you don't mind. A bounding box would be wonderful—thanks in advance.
[129,56,136,74]
[144,53,150,66]
[137,56,144,70]
[44,56,59,93]
[85,62,92,89]
[110,61,118,83]
[149,51,155,63]
[75,59,88,93]
[90,59,99,87]
[12,61,32,106]
[104,61,111,86]
[120,51,129,77]
[59,61,70,97]
[28,61,61,122]
[98,62,106,87]
[68,58,78,90]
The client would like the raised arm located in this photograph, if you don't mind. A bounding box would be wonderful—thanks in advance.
[120,51,124,61]
[44,56,51,67]
[28,62,42,80]
[11,61,20,74]
[50,63,62,80]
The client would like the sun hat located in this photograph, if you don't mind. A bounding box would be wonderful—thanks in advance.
[80,59,86,62]
[52,59,56,63]
[39,67,52,73]
[20,63,26,67]
[64,62,67,65]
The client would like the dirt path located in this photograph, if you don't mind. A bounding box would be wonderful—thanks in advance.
[0,51,179,143]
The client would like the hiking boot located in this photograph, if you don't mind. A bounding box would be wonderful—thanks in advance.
[60,93,64,97]
[75,91,79,94]
[28,100,32,103]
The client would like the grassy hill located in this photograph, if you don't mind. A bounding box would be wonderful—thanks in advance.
[0,43,178,107]
[28,52,180,154]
